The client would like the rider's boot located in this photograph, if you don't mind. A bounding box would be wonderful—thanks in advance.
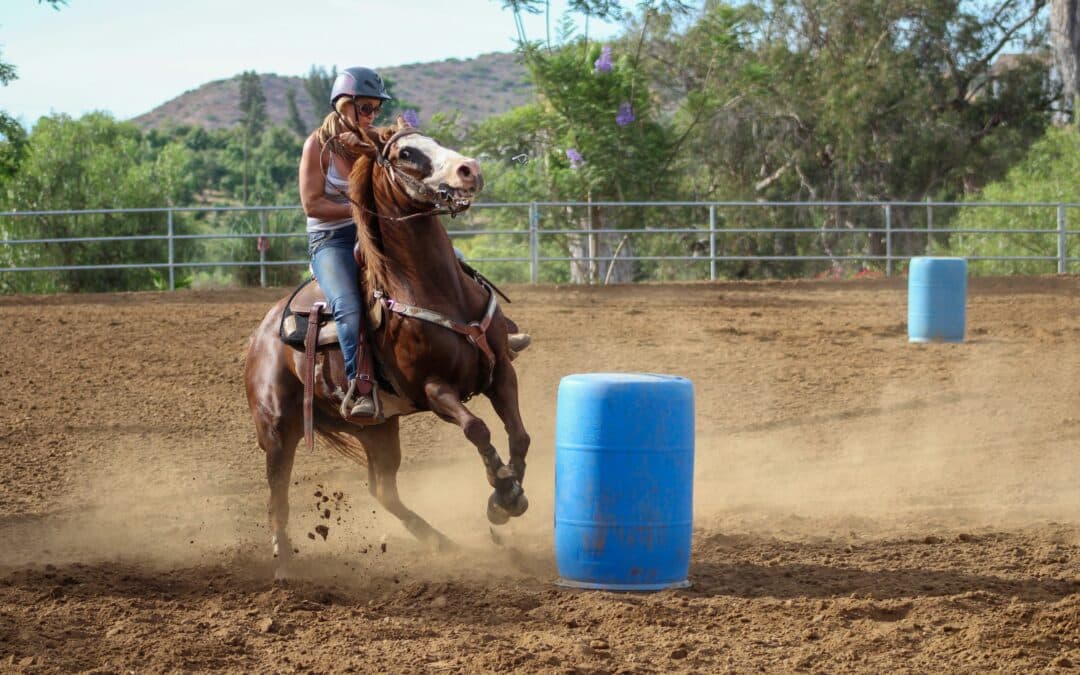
[508,332,532,353]
[340,377,377,419]
[341,330,379,420]
[503,316,531,358]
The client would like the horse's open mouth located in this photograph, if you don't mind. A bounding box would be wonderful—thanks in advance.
[436,185,474,212]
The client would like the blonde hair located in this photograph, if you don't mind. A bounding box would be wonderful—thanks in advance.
[315,109,362,163]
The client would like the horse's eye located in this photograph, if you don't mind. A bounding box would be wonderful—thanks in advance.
[400,149,411,160]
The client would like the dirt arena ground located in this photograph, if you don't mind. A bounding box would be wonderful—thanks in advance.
[1,277,1078,673]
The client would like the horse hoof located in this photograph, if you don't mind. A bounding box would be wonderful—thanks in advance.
[432,534,458,554]
[487,492,511,525]
[506,492,529,517]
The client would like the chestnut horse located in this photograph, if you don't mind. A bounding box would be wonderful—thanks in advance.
[244,120,529,577]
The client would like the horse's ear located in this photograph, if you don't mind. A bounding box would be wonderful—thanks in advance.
[349,127,380,157]
[395,114,412,131]
[376,126,396,144]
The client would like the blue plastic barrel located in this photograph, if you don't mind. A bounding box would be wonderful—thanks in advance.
[554,373,694,591]
[908,257,968,343]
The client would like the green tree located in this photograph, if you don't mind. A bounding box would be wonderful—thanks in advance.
[496,0,689,43]
[653,0,1055,200]
[303,65,337,118]
[239,71,268,137]
[1,2,67,179]
[640,0,1057,277]
[238,71,268,203]
[285,87,307,136]
[0,113,196,292]
[947,126,1079,274]
[1051,0,1078,123]
[481,1,702,282]
[0,51,28,181]
[471,32,677,282]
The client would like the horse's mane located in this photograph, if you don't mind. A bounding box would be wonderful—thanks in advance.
[348,125,397,297]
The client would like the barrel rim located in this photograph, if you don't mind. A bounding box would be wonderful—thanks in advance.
[559,372,692,384]
[910,256,968,261]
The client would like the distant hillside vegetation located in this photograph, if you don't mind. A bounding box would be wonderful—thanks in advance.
[131,52,532,132]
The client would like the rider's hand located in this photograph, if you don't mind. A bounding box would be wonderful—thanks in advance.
[338,132,365,150]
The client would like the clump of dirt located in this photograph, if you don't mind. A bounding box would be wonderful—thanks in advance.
[307,486,348,542]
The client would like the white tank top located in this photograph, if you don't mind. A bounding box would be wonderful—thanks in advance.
[305,159,354,232]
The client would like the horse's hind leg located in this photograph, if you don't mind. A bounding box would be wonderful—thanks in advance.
[254,403,302,579]
[361,417,455,552]
[424,379,528,526]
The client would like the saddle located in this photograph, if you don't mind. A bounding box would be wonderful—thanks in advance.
[280,278,384,451]
[280,278,338,349]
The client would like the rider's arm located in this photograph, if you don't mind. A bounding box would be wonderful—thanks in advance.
[299,134,353,221]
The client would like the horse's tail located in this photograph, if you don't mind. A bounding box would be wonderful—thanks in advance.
[312,409,369,466]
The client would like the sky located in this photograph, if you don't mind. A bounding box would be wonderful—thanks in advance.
[1,0,623,127]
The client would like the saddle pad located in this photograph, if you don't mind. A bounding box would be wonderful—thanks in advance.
[281,311,339,349]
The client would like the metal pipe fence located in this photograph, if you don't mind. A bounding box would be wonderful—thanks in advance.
[1,201,1077,292]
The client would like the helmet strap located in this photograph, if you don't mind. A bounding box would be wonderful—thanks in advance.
[351,96,361,129]
[333,108,361,135]
[332,97,368,135]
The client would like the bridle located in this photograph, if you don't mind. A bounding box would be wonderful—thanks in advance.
[374,127,475,219]
[318,113,499,391]
[321,119,471,223]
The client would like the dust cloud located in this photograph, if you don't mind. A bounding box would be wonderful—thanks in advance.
[692,327,1080,539]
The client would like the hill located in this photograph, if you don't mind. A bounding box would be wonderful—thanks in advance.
[131,52,533,132]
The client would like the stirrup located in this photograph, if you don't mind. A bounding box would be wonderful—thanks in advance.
[508,332,532,353]
[340,378,377,419]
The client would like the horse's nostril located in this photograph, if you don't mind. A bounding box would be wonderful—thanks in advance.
[458,159,482,181]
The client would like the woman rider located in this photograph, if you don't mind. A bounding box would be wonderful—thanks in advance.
[299,66,385,418]
[299,66,529,420]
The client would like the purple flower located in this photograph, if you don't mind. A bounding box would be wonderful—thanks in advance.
[566,148,585,169]
[594,46,613,74]
[402,109,420,127]
[616,102,635,127]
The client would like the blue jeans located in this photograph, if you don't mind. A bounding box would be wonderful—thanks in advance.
[309,225,362,381]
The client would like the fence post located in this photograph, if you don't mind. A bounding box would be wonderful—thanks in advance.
[167,208,175,291]
[1059,204,1067,275]
[529,202,539,284]
[259,211,268,288]
[884,203,893,277]
[709,204,717,281]
[926,197,933,255]
[587,194,596,284]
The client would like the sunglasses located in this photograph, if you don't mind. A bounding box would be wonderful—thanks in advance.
[355,102,382,117]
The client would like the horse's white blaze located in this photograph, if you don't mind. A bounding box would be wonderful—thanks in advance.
[402,135,477,192]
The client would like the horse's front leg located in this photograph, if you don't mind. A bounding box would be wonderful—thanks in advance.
[485,358,530,495]
[424,379,528,525]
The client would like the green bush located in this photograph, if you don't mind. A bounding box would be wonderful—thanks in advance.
[946,127,1080,275]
